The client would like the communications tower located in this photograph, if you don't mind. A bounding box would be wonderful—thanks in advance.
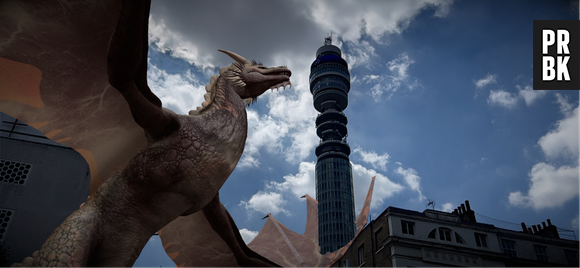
[310,36,356,254]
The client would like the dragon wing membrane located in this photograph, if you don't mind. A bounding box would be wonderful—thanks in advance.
[0,0,146,195]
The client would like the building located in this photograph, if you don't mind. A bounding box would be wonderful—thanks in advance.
[331,200,579,267]
[0,112,90,264]
[310,36,356,254]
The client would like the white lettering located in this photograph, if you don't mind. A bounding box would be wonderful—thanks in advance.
[543,29,555,54]
[557,56,570,81]
[557,30,570,54]
[543,56,555,81]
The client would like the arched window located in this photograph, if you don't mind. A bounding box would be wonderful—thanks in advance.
[428,229,436,239]
[455,232,465,244]
[439,227,452,241]
[427,227,462,243]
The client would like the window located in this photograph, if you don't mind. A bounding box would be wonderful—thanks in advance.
[455,232,465,244]
[428,229,436,239]
[374,228,383,249]
[564,249,578,266]
[533,245,549,262]
[344,259,349,267]
[439,228,452,241]
[401,221,415,235]
[501,239,517,257]
[358,245,364,266]
[474,233,488,247]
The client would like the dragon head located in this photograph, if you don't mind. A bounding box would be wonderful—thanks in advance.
[218,49,292,105]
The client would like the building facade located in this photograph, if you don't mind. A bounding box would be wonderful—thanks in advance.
[0,112,90,264]
[310,37,356,254]
[331,200,579,267]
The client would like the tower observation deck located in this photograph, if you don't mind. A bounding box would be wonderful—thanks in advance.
[310,36,356,254]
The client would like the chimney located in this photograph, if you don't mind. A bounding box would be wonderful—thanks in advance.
[457,201,477,222]
[530,219,560,239]
[453,209,458,215]
[521,222,528,233]
[527,227,533,233]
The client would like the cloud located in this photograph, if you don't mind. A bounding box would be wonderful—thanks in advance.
[432,0,454,17]
[483,81,547,108]
[238,155,261,169]
[509,101,579,210]
[239,228,259,244]
[239,191,290,216]
[238,110,289,168]
[508,163,579,209]
[362,74,380,82]
[362,53,419,101]
[440,202,454,212]
[395,165,426,201]
[517,84,546,106]
[537,106,578,162]
[147,62,206,115]
[148,16,215,70]
[303,0,455,43]
[476,74,546,107]
[474,74,497,89]
[269,162,316,199]
[555,93,575,116]
[267,84,319,164]
[487,90,519,109]
[351,163,404,212]
[343,40,376,70]
[486,86,548,109]
[386,53,415,86]
[353,146,390,171]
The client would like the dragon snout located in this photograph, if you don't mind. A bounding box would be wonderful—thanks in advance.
[267,71,292,77]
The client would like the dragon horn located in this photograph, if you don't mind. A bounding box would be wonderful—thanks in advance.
[218,49,251,65]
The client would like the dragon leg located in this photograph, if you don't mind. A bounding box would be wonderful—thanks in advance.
[202,194,280,267]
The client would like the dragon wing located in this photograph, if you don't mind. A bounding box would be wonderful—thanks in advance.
[0,0,146,195]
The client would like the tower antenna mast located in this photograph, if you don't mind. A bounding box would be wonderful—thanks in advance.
[324,31,333,45]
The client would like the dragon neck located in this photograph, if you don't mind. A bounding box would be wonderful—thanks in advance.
[190,67,250,116]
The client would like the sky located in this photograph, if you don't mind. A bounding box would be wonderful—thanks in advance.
[134,0,580,266]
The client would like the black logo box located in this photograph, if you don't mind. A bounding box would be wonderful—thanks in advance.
[533,20,579,90]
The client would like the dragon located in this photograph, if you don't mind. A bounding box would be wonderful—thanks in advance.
[4,0,291,266]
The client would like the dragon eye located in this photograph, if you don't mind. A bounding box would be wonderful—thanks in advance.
[258,66,267,70]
